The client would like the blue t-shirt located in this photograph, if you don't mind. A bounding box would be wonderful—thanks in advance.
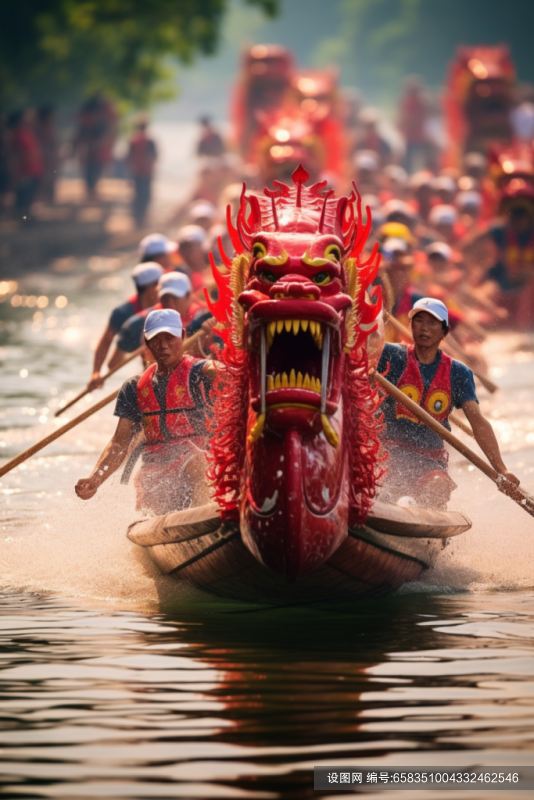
[377,343,478,450]
[117,311,148,353]
[109,298,139,333]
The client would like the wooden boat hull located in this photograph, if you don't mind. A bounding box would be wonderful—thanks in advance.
[127,501,471,604]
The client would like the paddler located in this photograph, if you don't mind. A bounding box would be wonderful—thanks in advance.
[86,261,163,391]
[473,181,534,329]
[75,308,216,515]
[377,297,519,509]
[139,232,178,271]
[107,271,210,369]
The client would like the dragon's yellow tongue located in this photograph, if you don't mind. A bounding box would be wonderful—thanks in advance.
[247,411,338,448]
[321,414,339,448]
[248,413,265,444]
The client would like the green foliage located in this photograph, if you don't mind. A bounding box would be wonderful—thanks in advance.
[0,0,279,110]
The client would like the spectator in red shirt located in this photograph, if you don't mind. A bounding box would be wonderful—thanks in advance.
[128,119,157,228]
[73,93,117,199]
[8,108,44,220]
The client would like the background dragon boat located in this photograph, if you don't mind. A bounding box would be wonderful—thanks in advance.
[443,45,516,169]
[232,44,348,187]
[128,166,471,603]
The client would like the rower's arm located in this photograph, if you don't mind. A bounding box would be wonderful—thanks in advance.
[75,417,137,500]
[462,400,519,485]
[107,343,130,371]
[88,324,116,389]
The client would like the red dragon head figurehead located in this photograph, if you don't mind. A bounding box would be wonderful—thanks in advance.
[206,165,384,581]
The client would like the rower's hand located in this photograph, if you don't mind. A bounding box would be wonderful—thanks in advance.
[75,476,101,500]
[87,372,104,391]
[200,317,217,348]
[501,470,520,488]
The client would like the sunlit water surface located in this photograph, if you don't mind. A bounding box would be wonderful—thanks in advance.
[1,226,534,797]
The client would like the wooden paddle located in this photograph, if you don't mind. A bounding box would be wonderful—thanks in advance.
[55,346,144,417]
[372,369,534,519]
[0,389,119,480]
[384,311,498,394]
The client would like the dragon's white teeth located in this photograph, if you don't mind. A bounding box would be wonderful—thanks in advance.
[267,371,321,394]
[265,318,326,343]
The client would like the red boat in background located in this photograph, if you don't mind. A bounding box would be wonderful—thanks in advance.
[443,45,516,169]
[232,45,349,188]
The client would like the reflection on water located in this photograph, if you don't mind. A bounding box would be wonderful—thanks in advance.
[1,236,534,797]
[1,591,534,798]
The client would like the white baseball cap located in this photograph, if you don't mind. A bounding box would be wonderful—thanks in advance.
[425,241,453,260]
[144,308,183,340]
[456,190,481,210]
[353,150,379,171]
[157,271,192,299]
[429,204,458,226]
[431,175,457,194]
[177,224,207,246]
[382,237,408,255]
[131,261,164,288]
[408,297,449,326]
[139,233,178,259]
[189,201,217,221]
[381,199,417,221]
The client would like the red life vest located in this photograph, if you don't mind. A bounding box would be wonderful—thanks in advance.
[395,346,452,424]
[137,356,204,447]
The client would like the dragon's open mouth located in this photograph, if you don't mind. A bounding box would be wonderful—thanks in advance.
[265,318,329,399]
[247,300,344,446]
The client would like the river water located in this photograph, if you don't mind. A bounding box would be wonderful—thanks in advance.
[1,194,534,797]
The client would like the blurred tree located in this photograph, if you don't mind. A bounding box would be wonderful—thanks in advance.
[0,0,279,110]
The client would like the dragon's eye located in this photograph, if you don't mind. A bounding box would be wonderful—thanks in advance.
[312,271,331,285]
[324,244,342,262]
[252,241,267,260]
[259,270,277,283]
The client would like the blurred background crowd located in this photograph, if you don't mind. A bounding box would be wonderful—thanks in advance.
[2,0,534,337]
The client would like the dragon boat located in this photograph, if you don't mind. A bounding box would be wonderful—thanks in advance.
[128,166,471,604]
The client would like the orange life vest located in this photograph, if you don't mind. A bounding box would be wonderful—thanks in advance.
[395,346,452,424]
[136,356,205,448]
